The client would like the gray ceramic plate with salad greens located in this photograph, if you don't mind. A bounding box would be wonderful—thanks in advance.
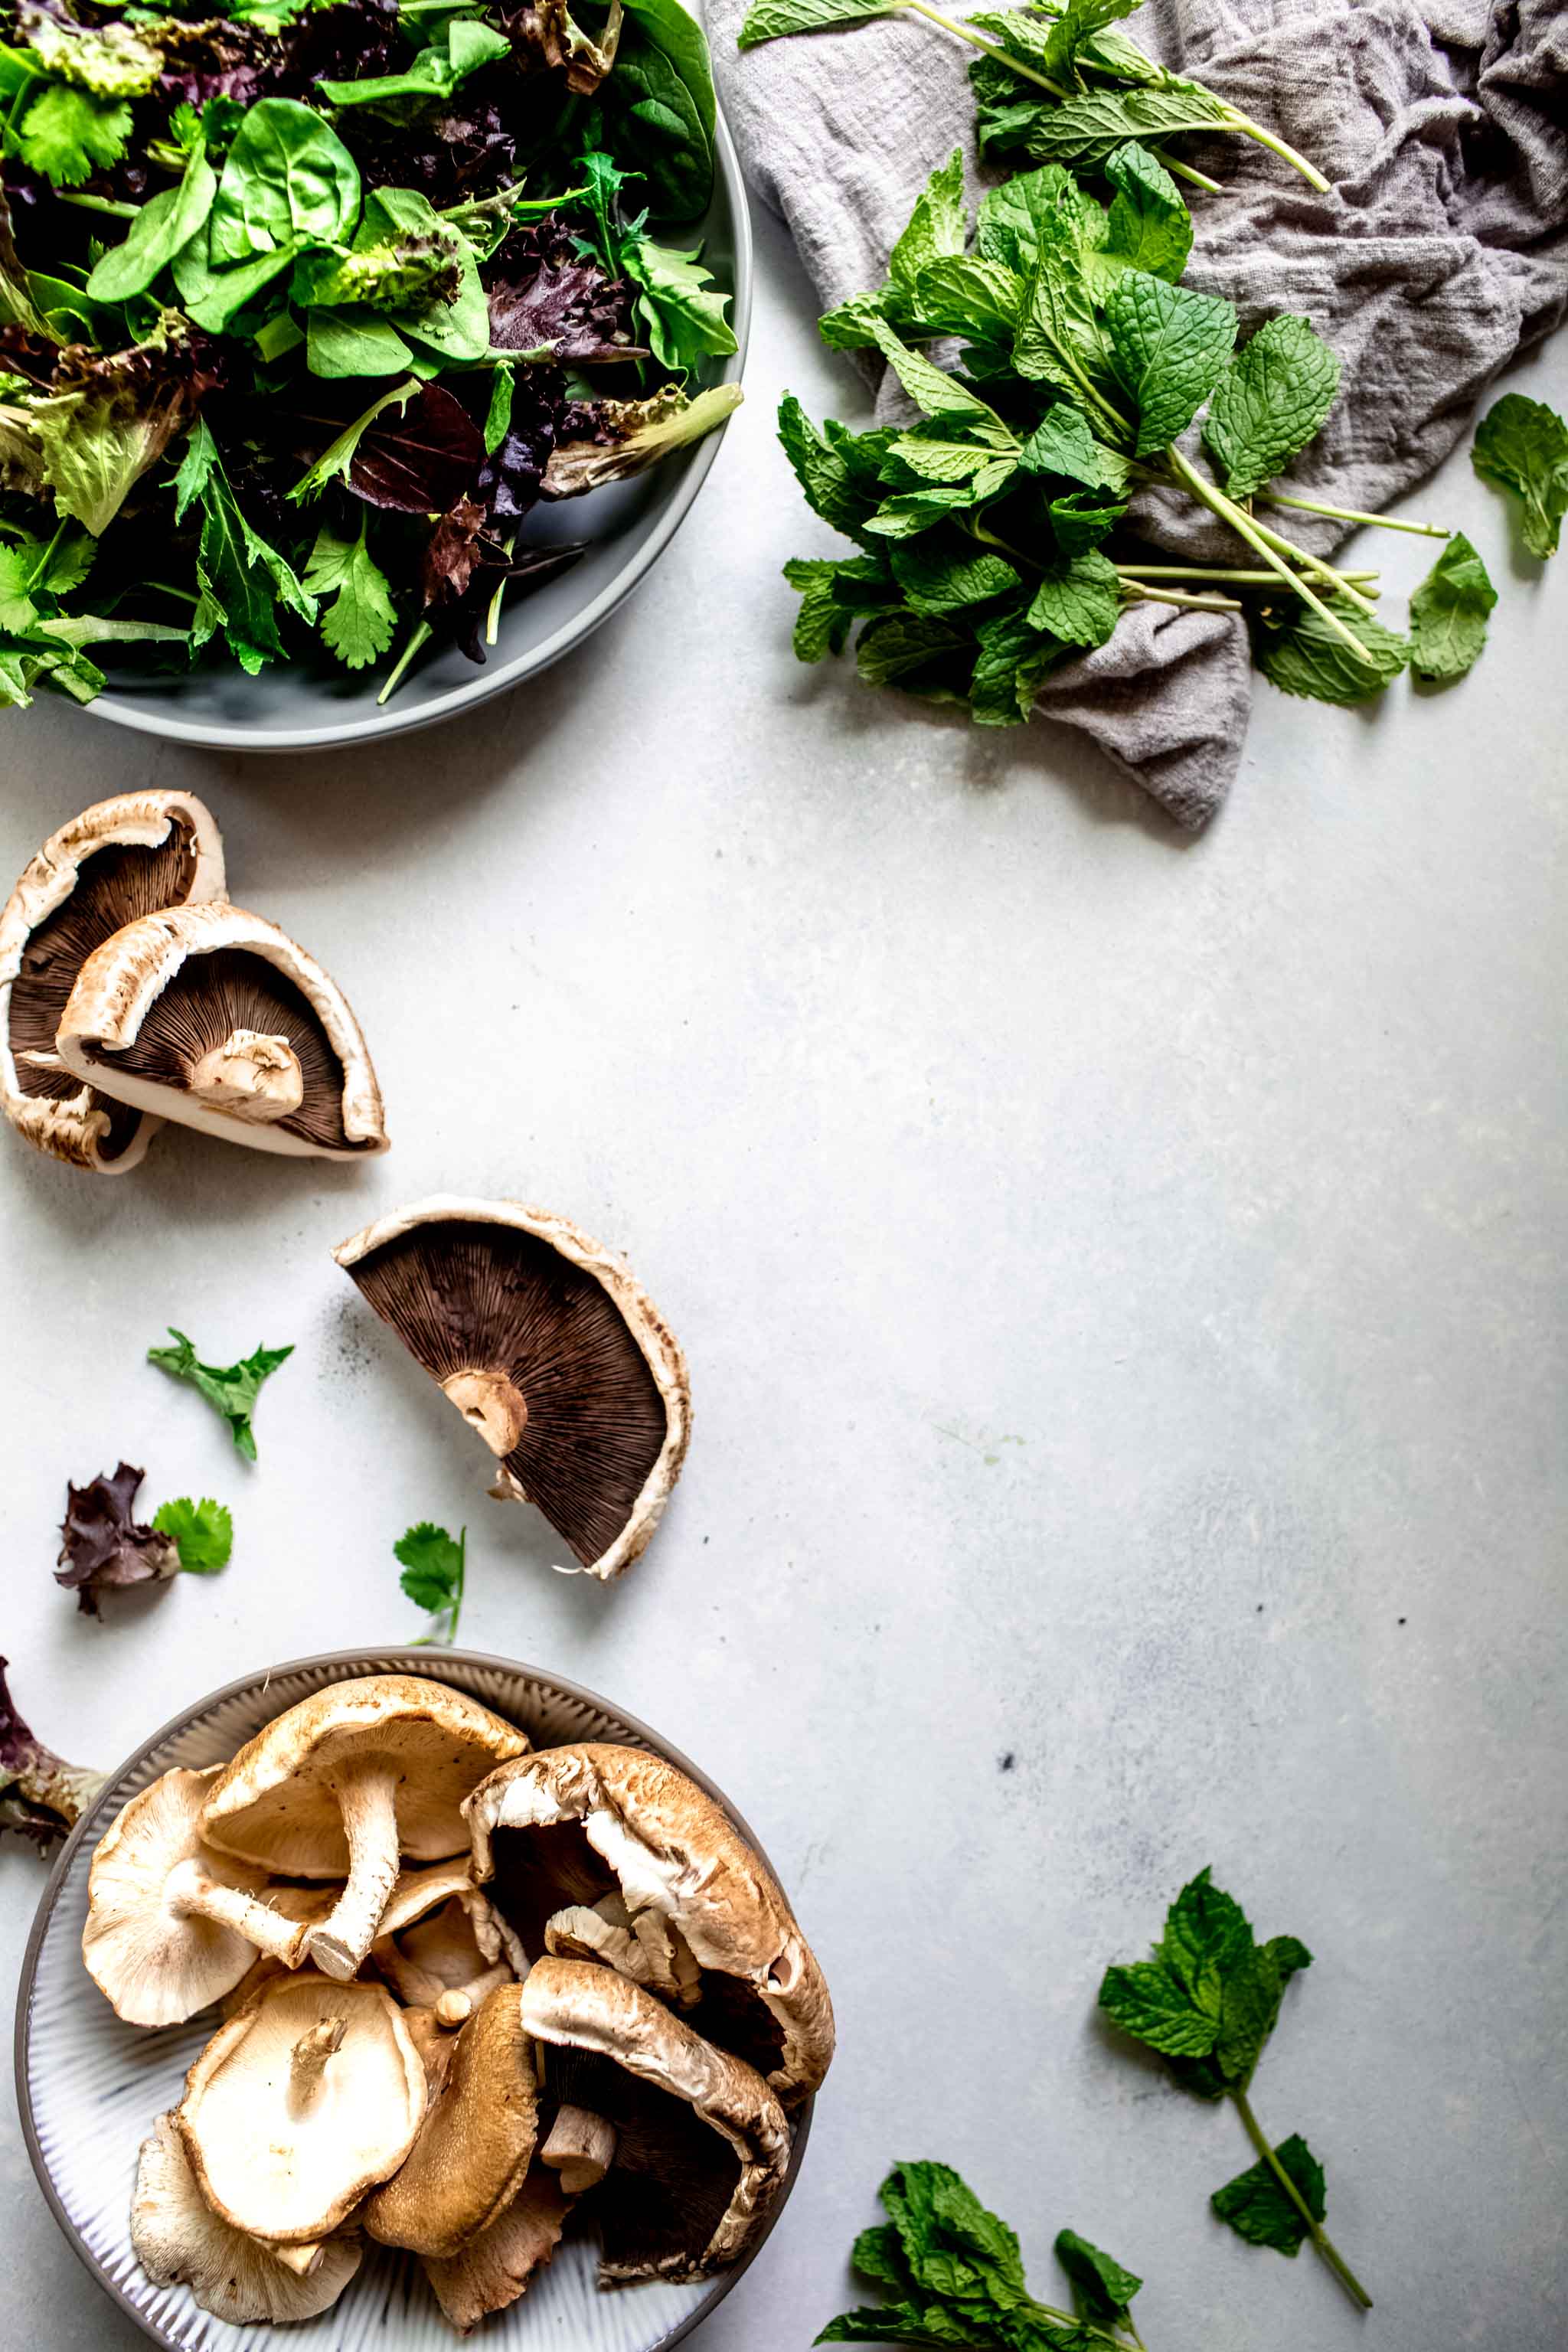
[0,0,750,751]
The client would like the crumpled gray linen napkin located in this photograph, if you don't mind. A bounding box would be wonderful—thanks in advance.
[710,0,1568,828]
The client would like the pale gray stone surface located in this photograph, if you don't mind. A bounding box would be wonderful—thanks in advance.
[2,209,1566,2350]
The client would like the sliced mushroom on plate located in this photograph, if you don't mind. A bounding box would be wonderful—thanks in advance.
[364,1983,538,2259]
[132,2112,363,2324]
[370,1858,524,2017]
[198,1676,529,1980]
[333,1197,690,1579]
[520,1956,791,2285]
[54,901,387,1159]
[423,2167,571,2336]
[82,1767,318,2028]
[177,1972,426,2245]
[466,1746,835,2105]
[0,789,225,1172]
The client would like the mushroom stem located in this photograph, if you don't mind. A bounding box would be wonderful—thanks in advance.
[435,1990,473,2028]
[189,1029,305,1124]
[306,1767,403,1980]
[540,2104,617,2195]
[441,1368,528,1458]
[289,2016,346,2106]
[167,1861,313,1967]
[271,2241,328,2278]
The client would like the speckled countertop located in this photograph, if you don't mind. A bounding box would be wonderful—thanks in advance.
[3,204,1566,2352]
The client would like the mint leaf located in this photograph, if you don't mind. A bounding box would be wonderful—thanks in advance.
[1105,269,1237,456]
[855,611,969,690]
[151,1497,234,1573]
[1407,531,1496,681]
[1212,2133,1325,2254]
[969,608,1060,725]
[740,0,899,45]
[1253,602,1409,705]
[1020,403,1128,490]
[888,147,968,296]
[1095,141,1191,286]
[891,539,1020,616]
[1472,392,1568,558]
[1099,1957,1220,2056]
[395,1521,466,1642]
[16,87,132,188]
[783,556,858,661]
[1049,490,1127,554]
[1054,2230,1142,2324]
[87,145,217,302]
[1026,548,1121,646]
[779,394,881,541]
[976,165,1103,278]
[871,319,1013,436]
[148,1328,293,1462]
[1202,314,1341,498]
[1014,211,1119,412]
[906,256,1025,350]
[991,82,1233,172]
[851,2224,913,2292]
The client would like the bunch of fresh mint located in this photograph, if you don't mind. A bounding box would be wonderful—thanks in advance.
[740,0,1328,193]
[777,143,1495,724]
[816,2161,1148,2350]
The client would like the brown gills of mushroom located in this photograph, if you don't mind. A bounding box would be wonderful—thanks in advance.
[90,949,357,1151]
[345,1223,670,1567]
[8,825,198,1155]
[485,1820,621,1959]
[537,2041,739,2278]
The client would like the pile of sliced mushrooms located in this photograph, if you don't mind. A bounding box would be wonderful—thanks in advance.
[83,1674,833,2335]
[1,790,387,1171]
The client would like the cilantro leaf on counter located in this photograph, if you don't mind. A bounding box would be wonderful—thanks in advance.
[148,1328,294,1461]
[1472,393,1568,558]
[397,1521,466,1645]
[150,1497,234,1573]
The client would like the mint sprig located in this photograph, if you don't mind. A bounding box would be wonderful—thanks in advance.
[1099,1868,1370,2308]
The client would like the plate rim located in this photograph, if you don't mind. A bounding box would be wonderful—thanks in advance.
[14,1642,814,2352]
[74,105,755,756]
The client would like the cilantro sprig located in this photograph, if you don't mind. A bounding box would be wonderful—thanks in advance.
[396,1521,466,1645]
[817,2162,1148,2350]
[148,1328,293,1461]
[1099,1868,1370,2309]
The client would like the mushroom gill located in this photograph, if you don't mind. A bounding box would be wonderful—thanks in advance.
[335,1200,690,1578]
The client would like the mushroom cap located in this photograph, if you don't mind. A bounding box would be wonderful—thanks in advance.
[334,1197,690,1580]
[83,1766,281,2028]
[54,900,387,1161]
[466,1745,835,2104]
[520,1956,791,2283]
[423,2167,570,2335]
[132,2112,362,2325]
[364,1982,538,2258]
[177,1972,426,2243]
[198,1675,529,1877]
[0,789,224,1173]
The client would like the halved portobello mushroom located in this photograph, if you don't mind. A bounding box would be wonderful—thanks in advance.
[520,1956,791,2285]
[334,1198,690,1579]
[54,902,387,1159]
[0,790,224,1172]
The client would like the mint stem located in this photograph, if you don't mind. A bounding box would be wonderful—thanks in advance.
[1164,446,1376,664]
[1217,106,1331,193]
[1125,584,1241,612]
[1116,563,1378,588]
[1154,149,1222,196]
[901,0,1073,99]
[1241,515,1382,616]
[377,619,432,704]
[1261,488,1449,540]
[1230,2089,1372,2311]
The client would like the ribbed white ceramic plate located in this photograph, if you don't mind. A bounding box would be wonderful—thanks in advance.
[16,1649,811,2352]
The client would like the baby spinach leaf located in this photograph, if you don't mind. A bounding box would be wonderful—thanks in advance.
[1212,2134,1326,2255]
[1025,546,1121,645]
[303,519,399,667]
[595,26,714,220]
[210,98,361,266]
[1407,531,1496,681]
[1201,312,1341,498]
[1105,267,1236,454]
[173,237,297,334]
[306,306,415,378]
[624,0,718,145]
[87,148,218,305]
[318,18,510,110]
[1472,391,1568,558]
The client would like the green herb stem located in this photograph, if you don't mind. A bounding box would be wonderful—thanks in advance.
[1217,106,1331,194]
[377,619,432,704]
[1242,514,1381,616]
[1153,149,1222,196]
[1261,488,1449,539]
[1231,2089,1372,2311]
[485,533,518,648]
[900,1,1073,98]
[1125,583,1242,612]
[146,580,201,606]
[1116,563,1379,589]
[1164,445,1375,663]
[54,191,140,220]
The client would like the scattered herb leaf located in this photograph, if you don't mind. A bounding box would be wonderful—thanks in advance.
[1472,392,1568,558]
[396,1520,466,1645]
[149,1496,234,1574]
[148,1328,294,1461]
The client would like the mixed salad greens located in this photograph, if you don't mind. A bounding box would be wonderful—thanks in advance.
[0,0,738,709]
